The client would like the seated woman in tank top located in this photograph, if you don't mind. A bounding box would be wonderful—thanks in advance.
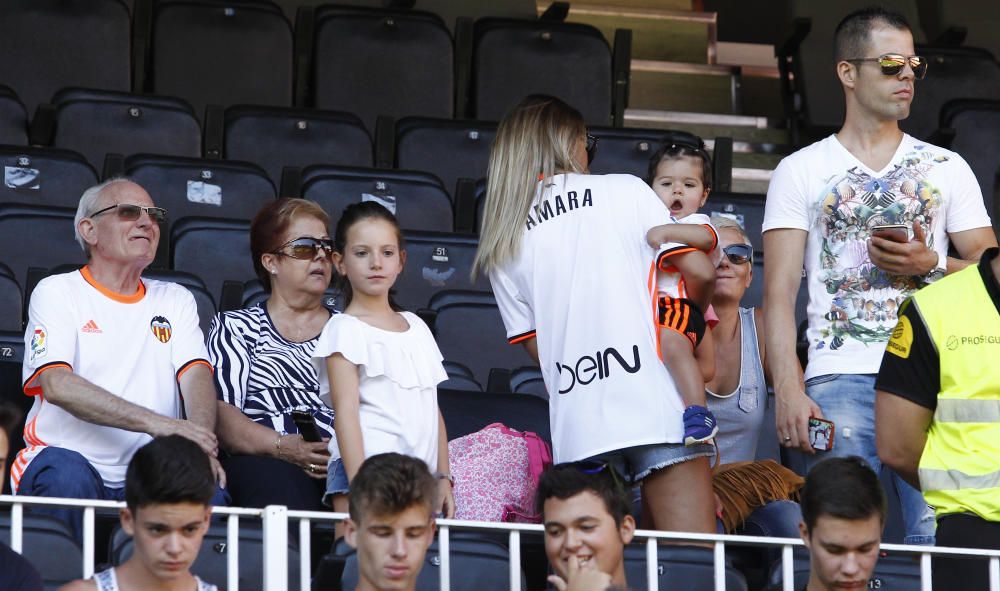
[706,216,801,540]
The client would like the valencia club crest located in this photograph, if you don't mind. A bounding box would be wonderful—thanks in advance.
[150,316,172,343]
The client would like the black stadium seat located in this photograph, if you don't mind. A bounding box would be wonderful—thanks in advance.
[902,46,1000,142]
[939,99,1000,218]
[311,5,454,131]
[0,85,29,146]
[300,166,453,232]
[0,514,84,588]
[394,117,497,199]
[171,217,254,303]
[703,192,766,254]
[125,154,276,223]
[49,89,202,171]
[395,230,491,312]
[224,105,372,186]
[625,544,748,591]
[588,127,673,178]
[509,366,546,399]
[437,388,550,443]
[472,18,613,125]
[0,204,84,287]
[0,263,23,332]
[427,290,535,387]
[0,146,99,209]
[0,0,131,114]
[441,360,483,392]
[151,0,294,119]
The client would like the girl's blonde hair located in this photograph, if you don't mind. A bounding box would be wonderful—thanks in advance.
[472,95,587,278]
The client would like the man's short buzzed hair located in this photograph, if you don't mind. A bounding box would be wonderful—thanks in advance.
[536,464,632,527]
[800,456,887,532]
[348,453,437,522]
[124,435,215,513]
[834,6,912,62]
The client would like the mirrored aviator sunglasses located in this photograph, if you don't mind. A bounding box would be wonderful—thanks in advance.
[274,237,334,260]
[722,243,753,265]
[852,54,927,79]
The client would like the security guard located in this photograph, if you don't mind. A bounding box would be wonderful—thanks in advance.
[875,247,1000,590]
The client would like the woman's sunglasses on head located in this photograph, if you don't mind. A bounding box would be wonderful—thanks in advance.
[722,243,753,266]
[586,134,599,166]
[89,203,168,224]
[847,54,927,79]
[272,237,334,260]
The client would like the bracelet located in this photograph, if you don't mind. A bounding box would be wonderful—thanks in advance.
[274,434,283,459]
[434,471,454,486]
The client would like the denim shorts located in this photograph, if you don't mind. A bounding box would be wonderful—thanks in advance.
[586,441,714,484]
[322,458,350,507]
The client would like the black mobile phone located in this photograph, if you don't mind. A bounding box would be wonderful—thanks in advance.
[291,410,322,442]
[808,418,835,451]
[871,223,909,243]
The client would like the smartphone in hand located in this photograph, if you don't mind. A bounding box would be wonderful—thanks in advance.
[871,223,909,243]
[291,410,323,442]
[809,418,835,451]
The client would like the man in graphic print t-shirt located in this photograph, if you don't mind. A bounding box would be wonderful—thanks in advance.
[761,7,996,545]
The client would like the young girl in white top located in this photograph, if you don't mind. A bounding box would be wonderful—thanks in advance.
[315,202,455,517]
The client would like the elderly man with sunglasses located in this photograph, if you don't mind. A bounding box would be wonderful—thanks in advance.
[13,178,226,541]
[762,6,996,546]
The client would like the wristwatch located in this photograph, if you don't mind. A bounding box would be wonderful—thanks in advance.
[921,252,946,285]
[434,471,455,485]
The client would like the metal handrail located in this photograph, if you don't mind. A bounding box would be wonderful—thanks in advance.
[3,495,999,591]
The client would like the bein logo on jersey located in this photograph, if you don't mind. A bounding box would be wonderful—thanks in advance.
[150,316,172,343]
[556,345,641,394]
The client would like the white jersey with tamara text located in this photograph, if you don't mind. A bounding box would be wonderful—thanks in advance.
[490,173,684,463]
[763,134,990,379]
[13,267,210,489]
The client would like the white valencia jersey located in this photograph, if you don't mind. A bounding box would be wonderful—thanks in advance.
[490,173,685,463]
[13,267,211,489]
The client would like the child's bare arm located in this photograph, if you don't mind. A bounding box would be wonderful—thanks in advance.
[647,223,716,251]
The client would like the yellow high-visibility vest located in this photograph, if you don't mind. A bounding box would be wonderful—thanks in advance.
[909,263,1000,521]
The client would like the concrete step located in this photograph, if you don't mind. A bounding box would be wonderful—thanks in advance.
[624,108,791,145]
[544,3,715,62]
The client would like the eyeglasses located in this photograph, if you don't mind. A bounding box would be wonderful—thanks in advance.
[846,54,927,79]
[272,237,334,260]
[89,203,167,223]
[585,134,599,166]
[722,243,753,266]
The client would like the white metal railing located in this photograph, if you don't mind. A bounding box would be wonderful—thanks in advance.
[3,495,999,591]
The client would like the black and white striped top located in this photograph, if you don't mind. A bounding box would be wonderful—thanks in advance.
[208,303,335,438]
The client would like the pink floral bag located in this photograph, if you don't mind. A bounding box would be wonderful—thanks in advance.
[448,422,553,523]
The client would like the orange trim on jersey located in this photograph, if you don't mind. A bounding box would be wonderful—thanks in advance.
[80,265,146,304]
[657,246,698,271]
[10,445,42,491]
[22,414,46,447]
[176,358,213,382]
[700,224,719,252]
[22,362,72,396]
[508,330,536,345]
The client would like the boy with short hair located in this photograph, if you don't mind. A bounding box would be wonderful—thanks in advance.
[60,435,218,591]
[799,457,886,591]
[344,453,438,591]
[537,464,636,591]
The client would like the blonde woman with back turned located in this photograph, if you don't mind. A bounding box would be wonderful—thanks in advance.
[474,95,715,533]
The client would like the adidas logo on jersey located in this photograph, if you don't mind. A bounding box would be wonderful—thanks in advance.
[81,320,102,334]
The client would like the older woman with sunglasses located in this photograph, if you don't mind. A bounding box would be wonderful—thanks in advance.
[207,198,340,510]
[706,217,801,542]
